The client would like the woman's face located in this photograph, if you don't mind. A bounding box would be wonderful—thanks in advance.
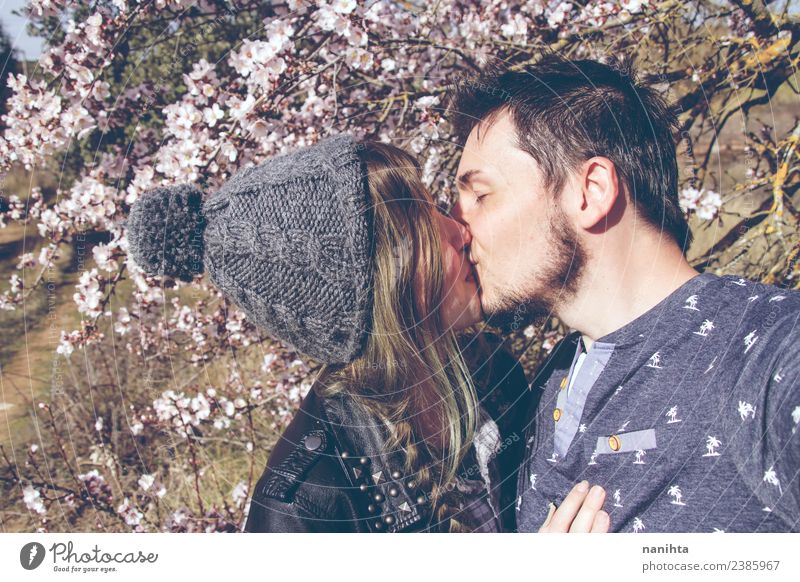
[435,211,483,331]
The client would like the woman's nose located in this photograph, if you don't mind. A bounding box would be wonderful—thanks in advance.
[441,213,470,250]
[457,219,472,250]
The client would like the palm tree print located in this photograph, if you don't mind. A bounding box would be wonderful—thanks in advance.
[647,352,663,368]
[763,467,783,495]
[703,436,722,457]
[684,295,699,310]
[633,449,646,464]
[632,517,645,532]
[792,406,800,434]
[668,485,686,505]
[613,489,623,507]
[744,330,758,353]
[666,406,681,423]
[738,400,757,421]
[694,319,715,336]
[529,473,537,491]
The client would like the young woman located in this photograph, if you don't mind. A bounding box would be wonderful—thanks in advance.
[127,135,608,533]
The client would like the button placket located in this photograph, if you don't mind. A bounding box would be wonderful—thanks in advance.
[552,342,615,460]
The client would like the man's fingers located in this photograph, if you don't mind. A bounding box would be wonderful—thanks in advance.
[538,502,557,532]
[546,480,590,532]
[568,485,606,532]
[591,509,610,533]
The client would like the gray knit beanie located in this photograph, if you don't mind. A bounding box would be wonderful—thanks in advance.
[126,133,375,365]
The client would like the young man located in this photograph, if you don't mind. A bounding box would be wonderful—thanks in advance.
[448,57,800,532]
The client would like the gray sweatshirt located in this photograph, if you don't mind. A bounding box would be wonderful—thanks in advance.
[516,273,800,532]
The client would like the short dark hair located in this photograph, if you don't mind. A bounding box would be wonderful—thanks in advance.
[448,55,692,251]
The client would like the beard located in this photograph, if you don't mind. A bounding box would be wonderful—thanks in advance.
[482,205,588,335]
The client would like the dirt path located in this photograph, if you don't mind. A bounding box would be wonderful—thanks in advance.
[0,220,79,449]
[0,288,76,448]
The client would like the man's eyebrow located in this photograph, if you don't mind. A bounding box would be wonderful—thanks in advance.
[456,169,482,188]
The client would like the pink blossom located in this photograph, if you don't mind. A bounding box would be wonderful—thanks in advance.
[92,244,118,272]
[501,13,528,40]
[203,103,225,128]
[228,94,256,120]
[117,497,144,527]
[73,268,104,317]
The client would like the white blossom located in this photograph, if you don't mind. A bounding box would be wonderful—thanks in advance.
[679,187,722,220]
[23,485,47,514]
[232,480,248,507]
[331,0,357,15]
[547,2,573,27]
[138,474,155,491]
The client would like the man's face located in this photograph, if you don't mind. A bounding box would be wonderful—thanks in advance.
[451,109,587,331]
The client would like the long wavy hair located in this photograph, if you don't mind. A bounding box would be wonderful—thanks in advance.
[314,141,480,531]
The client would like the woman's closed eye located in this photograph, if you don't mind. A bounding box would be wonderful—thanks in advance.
[473,191,489,204]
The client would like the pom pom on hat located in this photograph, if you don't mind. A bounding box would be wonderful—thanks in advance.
[127,184,206,282]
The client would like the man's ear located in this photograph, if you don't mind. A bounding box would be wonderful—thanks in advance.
[575,157,620,231]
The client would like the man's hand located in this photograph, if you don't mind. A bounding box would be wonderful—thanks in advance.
[538,480,610,533]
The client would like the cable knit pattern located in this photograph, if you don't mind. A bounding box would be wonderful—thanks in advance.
[127,133,375,365]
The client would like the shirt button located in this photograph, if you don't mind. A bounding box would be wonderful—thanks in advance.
[560,376,568,389]
[553,408,562,422]
[608,435,621,451]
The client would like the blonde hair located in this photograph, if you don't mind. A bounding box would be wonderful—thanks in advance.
[315,141,479,531]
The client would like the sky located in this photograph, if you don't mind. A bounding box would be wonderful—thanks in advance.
[1,0,46,61]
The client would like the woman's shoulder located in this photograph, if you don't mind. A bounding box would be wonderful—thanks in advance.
[244,388,364,532]
[245,386,433,532]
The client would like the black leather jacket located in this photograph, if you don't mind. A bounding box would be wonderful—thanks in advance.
[243,338,532,533]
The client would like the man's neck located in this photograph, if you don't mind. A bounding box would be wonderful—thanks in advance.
[561,238,700,351]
